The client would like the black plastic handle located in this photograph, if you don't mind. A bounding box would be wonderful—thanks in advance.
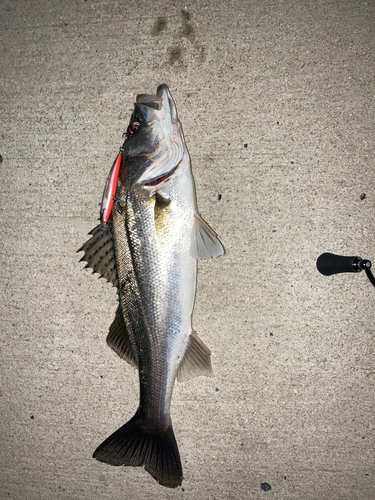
[316,253,363,275]
[317,253,374,288]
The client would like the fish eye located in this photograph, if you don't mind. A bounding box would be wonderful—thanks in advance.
[127,122,141,136]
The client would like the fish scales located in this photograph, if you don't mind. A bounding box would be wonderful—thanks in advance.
[114,181,196,425]
[78,85,224,488]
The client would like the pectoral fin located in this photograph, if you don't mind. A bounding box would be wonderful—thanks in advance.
[192,213,225,259]
[106,306,138,367]
[177,331,213,382]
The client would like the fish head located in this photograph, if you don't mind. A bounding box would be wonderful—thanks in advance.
[121,84,185,196]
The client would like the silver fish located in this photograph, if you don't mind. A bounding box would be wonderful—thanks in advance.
[78,84,224,488]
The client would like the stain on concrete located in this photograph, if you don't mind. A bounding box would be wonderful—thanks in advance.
[181,8,195,42]
[168,45,183,65]
[166,8,206,67]
[151,16,167,36]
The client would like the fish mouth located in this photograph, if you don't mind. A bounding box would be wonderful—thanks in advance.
[156,84,179,125]
[136,94,162,110]
[134,84,178,115]
[134,85,178,128]
[131,85,184,194]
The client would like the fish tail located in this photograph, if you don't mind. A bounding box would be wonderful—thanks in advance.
[93,412,183,488]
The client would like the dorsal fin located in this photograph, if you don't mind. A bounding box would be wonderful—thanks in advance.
[77,224,118,288]
[106,306,138,366]
[177,331,213,382]
[192,213,225,259]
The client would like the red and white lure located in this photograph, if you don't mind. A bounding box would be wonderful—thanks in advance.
[100,152,123,230]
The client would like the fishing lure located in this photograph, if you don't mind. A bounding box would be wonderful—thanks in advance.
[100,152,123,230]
[100,122,142,230]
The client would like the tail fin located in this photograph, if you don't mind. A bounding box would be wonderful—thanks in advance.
[93,413,183,488]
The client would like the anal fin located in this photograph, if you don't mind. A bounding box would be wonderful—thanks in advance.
[106,306,138,367]
[177,331,213,382]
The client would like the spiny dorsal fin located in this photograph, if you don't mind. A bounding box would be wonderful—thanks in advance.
[77,224,118,288]
[106,306,138,367]
[192,213,225,259]
[177,331,213,382]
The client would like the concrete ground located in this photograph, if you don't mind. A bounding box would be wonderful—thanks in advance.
[1,0,374,499]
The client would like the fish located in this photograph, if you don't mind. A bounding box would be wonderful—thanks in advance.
[78,84,224,488]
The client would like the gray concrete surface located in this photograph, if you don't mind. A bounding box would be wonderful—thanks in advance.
[1,0,374,499]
